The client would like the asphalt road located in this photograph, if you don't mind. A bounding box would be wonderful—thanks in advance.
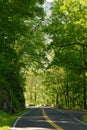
[10,107,87,130]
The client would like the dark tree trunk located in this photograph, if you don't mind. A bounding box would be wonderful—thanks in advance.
[82,46,87,109]
[56,93,58,108]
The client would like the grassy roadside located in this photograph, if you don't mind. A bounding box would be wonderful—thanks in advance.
[82,114,87,123]
[0,108,30,130]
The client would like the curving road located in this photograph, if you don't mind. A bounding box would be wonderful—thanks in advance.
[10,107,87,130]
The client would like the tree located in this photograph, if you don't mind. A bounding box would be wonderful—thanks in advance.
[44,0,87,109]
[0,0,45,113]
[25,70,47,105]
[43,66,64,107]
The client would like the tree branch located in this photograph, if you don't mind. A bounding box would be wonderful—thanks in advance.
[56,43,87,48]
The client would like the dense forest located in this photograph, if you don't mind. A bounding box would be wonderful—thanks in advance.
[0,0,87,113]
[0,0,45,113]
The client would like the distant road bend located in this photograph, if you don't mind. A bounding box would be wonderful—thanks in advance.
[10,107,87,130]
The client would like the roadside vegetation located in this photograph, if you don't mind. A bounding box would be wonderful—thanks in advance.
[0,0,45,113]
[82,114,87,123]
[0,108,29,130]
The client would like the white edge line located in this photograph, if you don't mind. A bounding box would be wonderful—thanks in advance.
[51,108,87,125]
[74,118,87,125]
[10,108,32,130]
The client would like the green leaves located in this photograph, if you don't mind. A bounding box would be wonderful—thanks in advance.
[44,0,87,109]
[0,0,45,113]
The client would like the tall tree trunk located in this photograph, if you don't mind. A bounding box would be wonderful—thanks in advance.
[82,46,86,109]
[83,71,86,109]
[56,93,58,108]
[34,93,37,103]
[65,82,69,107]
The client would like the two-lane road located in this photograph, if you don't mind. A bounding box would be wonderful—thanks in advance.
[10,108,87,130]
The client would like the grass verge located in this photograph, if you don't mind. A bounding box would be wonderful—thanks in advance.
[0,108,30,130]
[82,114,87,123]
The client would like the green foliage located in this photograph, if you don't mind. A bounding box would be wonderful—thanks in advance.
[82,114,87,123]
[1,0,87,113]
[44,0,87,109]
[43,66,65,106]
[0,0,45,113]
[25,70,47,105]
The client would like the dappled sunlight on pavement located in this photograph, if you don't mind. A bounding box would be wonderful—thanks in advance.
[10,108,56,130]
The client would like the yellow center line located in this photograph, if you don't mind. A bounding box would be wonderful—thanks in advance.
[41,108,63,130]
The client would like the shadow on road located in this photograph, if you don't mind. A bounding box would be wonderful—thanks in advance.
[10,108,55,130]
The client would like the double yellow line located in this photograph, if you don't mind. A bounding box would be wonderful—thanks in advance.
[41,108,63,130]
